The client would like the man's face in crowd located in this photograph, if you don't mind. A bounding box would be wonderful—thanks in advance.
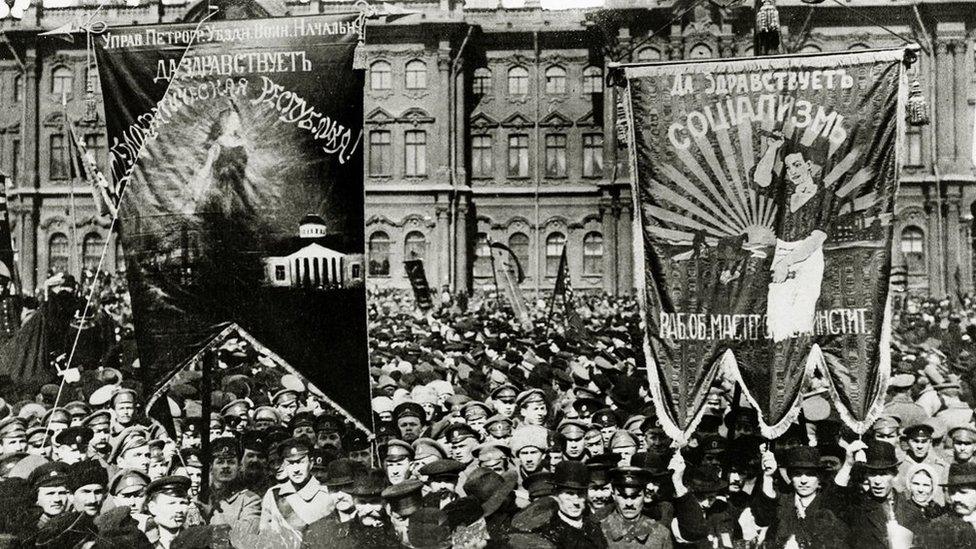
[115,490,144,515]
[451,438,478,465]
[790,470,821,498]
[72,484,106,516]
[37,485,70,517]
[517,447,544,473]
[27,436,51,457]
[728,469,747,493]
[1,434,26,455]
[429,478,456,494]
[349,449,372,468]
[283,455,311,485]
[355,497,385,527]
[241,449,267,476]
[874,430,898,448]
[115,401,135,425]
[212,456,239,484]
[90,424,111,453]
[385,458,410,484]
[293,425,315,444]
[316,431,342,451]
[334,490,355,513]
[953,438,976,463]
[584,435,604,457]
[866,470,895,499]
[148,493,190,530]
[520,402,547,426]
[254,415,277,431]
[587,483,612,510]
[397,417,423,443]
[949,486,976,516]
[277,401,298,424]
[615,445,637,467]
[643,481,661,504]
[644,430,668,454]
[613,486,645,520]
[600,427,616,446]
[907,435,932,460]
[119,446,150,473]
[492,394,516,418]
[55,444,86,465]
[149,459,170,480]
[555,487,586,520]
[564,435,585,459]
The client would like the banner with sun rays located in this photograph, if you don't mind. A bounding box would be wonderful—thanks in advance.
[95,15,372,427]
[620,49,907,440]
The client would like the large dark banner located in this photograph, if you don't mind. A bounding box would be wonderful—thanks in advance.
[95,15,371,426]
[622,49,904,440]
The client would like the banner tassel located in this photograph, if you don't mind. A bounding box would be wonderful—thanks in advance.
[905,78,930,127]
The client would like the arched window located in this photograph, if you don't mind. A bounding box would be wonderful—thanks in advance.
[370,61,392,91]
[473,67,492,95]
[583,232,604,275]
[404,231,426,261]
[405,60,427,90]
[901,226,926,289]
[49,233,69,274]
[636,47,662,61]
[850,43,870,50]
[545,232,566,277]
[474,233,492,278]
[508,66,529,96]
[799,44,822,53]
[82,233,104,272]
[509,232,529,275]
[51,66,73,96]
[688,44,713,59]
[582,66,603,94]
[12,74,23,103]
[368,231,391,276]
[545,66,567,94]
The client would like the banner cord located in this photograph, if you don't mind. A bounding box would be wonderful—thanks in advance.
[608,0,709,62]
[825,0,928,56]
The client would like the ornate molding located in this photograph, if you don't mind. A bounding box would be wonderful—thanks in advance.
[39,215,67,231]
[365,213,435,230]
[471,112,500,130]
[365,89,395,102]
[539,111,572,128]
[501,112,533,128]
[396,107,435,126]
[365,107,395,125]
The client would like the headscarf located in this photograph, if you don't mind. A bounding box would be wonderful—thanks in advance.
[905,462,939,506]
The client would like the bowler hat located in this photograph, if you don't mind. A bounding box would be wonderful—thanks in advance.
[943,461,976,488]
[462,468,517,517]
[784,446,824,472]
[551,461,590,491]
[861,441,900,470]
[687,464,728,494]
[349,468,388,498]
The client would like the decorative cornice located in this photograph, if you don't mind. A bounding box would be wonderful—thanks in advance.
[500,112,533,128]
[396,108,435,126]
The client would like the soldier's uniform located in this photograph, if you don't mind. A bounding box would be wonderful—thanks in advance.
[258,437,334,540]
[601,467,672,549]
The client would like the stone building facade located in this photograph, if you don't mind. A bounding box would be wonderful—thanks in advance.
[0,0,973,296]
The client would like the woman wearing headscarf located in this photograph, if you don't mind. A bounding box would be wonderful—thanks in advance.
[902,463,945,526]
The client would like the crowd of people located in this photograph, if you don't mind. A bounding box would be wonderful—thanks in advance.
[3,275,976,548]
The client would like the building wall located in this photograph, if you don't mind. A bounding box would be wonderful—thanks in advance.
[1,0,974,297]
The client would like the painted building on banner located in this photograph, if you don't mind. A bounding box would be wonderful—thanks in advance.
[0,0,974,297]
[262,214,365,289]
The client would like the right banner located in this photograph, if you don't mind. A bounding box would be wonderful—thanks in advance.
[621,49,906,440]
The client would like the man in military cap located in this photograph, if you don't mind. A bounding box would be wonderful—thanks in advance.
[208,436,261,535]
[111,388,139,435]
[871,415,901,448]
[381,438,414,485]
[314,414,345,452]
[461,401,492,438]
[30,461,71,527]
[600,467,671,549]
[896,420,949,504]
[220,399,251,435]
[25,426,52,457]
[949,425,976,466]
[592,409,619,447]
[82,409,113,459]
[272,389,300,425]
[108,468,150,515]
[253,406,281,430]
[111,426,151,474]
[258,437,333,539]
[473,442,510,474]
[558,419,588,461]
[381,478,424,543]
[53,426,93,465]
[335,468,399,549]
[392,401,426,443]
[488,384,518,418]
[240,430,269,490]
[142,476,192,549]
[290,411,316,444]
[66,459,108,517]
[484,414,513,446]
[344,430,372,467]
[444,423,480,467]
[0,416,27,455]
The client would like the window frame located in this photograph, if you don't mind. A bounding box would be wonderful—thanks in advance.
[48,232,70,275]
[368,231,392,277]
[582,66,603,94]
[544,66,567,95]
[49,134,70,180]
[51,66,74,97]
[507,134,529,178]
[545,133,567,179]
[404,130,428,177]
[471,134,493,179]
[368,130,392,177]
[582,133,604,178]
[473,67,492,95]
[369,61,393,91]
[405,59,428,90]
[582,232,604,276]
[508,66,529,96]
[545,233,566,278]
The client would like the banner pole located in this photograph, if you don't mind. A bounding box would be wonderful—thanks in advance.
[200,349,213,504]
[487,235,501,309]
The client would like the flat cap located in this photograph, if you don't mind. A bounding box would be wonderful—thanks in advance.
[144,475,191,499]
[29,461,69,490]
[419,459,465,481]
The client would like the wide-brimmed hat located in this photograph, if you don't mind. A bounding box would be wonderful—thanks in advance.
[861,441,900,470]
[550,461,590,491]
[943,462,976,488]
[687,464,728,494]
[462,468,517,517]
[349,468,389,498]
[783,446,824,472]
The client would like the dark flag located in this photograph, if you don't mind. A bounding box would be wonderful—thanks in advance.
[65,119,118,219]
[550,246,584,337]
[404,259,433,310]
[489,242,531,329]
[0,174,20,339]
[620,48,905,440]
[95,14,372,426]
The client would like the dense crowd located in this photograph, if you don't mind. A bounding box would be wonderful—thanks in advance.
[3,276,976,548]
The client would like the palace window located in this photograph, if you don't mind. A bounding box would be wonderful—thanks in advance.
[84,134,105,173]
[545,134,567,178]
[52,66,73,97]
[583,232,604,275]
[688,44,713,59]
[582,134,604,178]
[12,74,23,103]
[906,128,923,167]
[49,134,70,180]
[901,226,926,289]
[508,134,529,178]
[508,66,529,96]
[405,60,427,90]
[404,231,426,261]
[369,130,392,176]
[368,231,391,276]
[474,233,492,278]
[404,130,427,176]
[49,233,69,274]
[546,232,566,277]
[472,135,493,178]
[370,61,392,90]
[545,66,567,94]
[473,68,492,95]
[582,66,603,94]
[509,232,529,275]
[636,48,662,61]
[82,233,104,271]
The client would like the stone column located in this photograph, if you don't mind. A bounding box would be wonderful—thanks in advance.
[952,39,970,174]
[435,205,450,288]
[454,199,470,293]
[619,201,633,295]
[925,198,944,296]
[946,196,962,296]
[437,41,453,187]
[934,39,955,172]
[601,199,618,295]
[20,51,40,292]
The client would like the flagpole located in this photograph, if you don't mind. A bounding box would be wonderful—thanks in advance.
[62,94,78,278]
[486,235,501,309]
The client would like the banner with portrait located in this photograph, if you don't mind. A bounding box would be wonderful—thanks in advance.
[620,49,906,440]
[95,14,372,427]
